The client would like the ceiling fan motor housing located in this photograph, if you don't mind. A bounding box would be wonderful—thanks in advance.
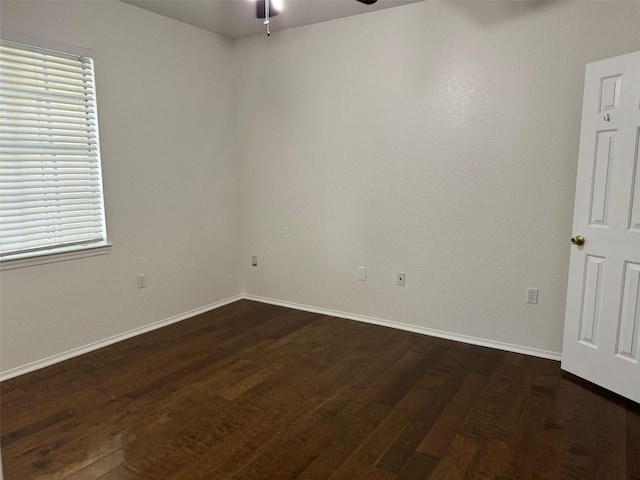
[257,0,378,19]
[256,0,280,19]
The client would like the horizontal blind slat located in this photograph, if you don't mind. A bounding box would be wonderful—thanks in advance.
[1,232,103,253]
[2,201,102,214]
[0,61,89,79]
[1,108,95,118]
[0,93,95,106]
[0,86,92,105]
[0,113,96,126]
[0,50,88,74]
[0,236,103,257]
[0,60,89,82]
[0,72,90,91]
[1,168,99,174]
[0,200,102,209]
[0,145,97,154]
[0,176,100,185]
[1,207,102,224]
[2,227,104,244]
[1,134,97,145]
[0,78,94,97]
[0,43,90,65]
[0,97,94,108]
[0,121,95,133]
[1,113,93,127]
[0,185,102,195]
[1,220,103,237]
[2,225,103,241]
[1,128,96,137]
[0,157,98,164]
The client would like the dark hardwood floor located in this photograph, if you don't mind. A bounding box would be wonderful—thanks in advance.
[1,300,639,479]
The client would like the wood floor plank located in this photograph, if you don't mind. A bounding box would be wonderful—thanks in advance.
[595,393,628,480]
[559,380,600,479]
[2,390,119,475]
[177,395,330,479]
[375,368,468,474]
[378,345,448,407]
[415,343,476,392]
[63,449,126,480]
[345,333,416,391]
[427,433,479,479]
[528,374,579,480]
[465,438,509,480]
[328,387,434,480]
[366,465,398,480]
[626,405,640,480]
[396,451,439,479]
[1,408,74,447]
[483,362,535,443]
[292,349,436,478]
[1,300,638,480]
[0,387,29,410]
[144,348,328,475]
[167,332,381,479]
[496,389,552,478]
[233,385,364,480]
[297,402,392,479]
[416,372,488,458]
[1,370,98,434]
[89,465,142,480]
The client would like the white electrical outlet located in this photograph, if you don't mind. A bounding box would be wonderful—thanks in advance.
[397,273,406,286]
[137,273,146,289]
[527,288,538,304]
[357,266,367,281]
[251,255,258,267]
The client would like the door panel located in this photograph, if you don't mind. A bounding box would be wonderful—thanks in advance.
[599,75,622,112]
[578,255,605,347]
[630,128,640,230]
[563,50,640,403]
[616,261,640,362]
[589,130,616,226]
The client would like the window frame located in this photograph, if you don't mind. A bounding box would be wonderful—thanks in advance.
[0,31,111,270]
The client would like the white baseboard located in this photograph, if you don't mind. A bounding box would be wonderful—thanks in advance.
[1,292,562,382]
[243,294,563,362]
[0,294,243,382]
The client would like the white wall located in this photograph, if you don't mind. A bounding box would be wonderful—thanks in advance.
[236,1,640,355]
[2,0,640,376]
[0,1,241,374]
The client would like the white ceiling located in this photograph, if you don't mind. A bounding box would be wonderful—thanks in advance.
[121,0,423,39]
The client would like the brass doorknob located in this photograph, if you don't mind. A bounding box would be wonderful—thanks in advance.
[571,235,585,246]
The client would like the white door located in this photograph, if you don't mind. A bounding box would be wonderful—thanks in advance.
[562,50,640,403]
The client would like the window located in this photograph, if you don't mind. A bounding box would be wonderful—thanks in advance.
[0,38,108,264]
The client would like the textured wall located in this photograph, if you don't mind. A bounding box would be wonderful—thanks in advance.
[0,1,240,373]
[2,0,640,375]
[236,1,640,354]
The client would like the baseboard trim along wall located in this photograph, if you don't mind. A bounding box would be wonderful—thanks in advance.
[244,294,563,362]
[0,294,244,382]
[1,293,562,381]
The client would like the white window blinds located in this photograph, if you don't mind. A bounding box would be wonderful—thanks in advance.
[0,39,107,259]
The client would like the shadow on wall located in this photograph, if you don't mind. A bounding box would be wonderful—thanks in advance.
[445,1,559,26]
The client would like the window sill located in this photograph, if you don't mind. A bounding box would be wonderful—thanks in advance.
[0,244,112,271]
